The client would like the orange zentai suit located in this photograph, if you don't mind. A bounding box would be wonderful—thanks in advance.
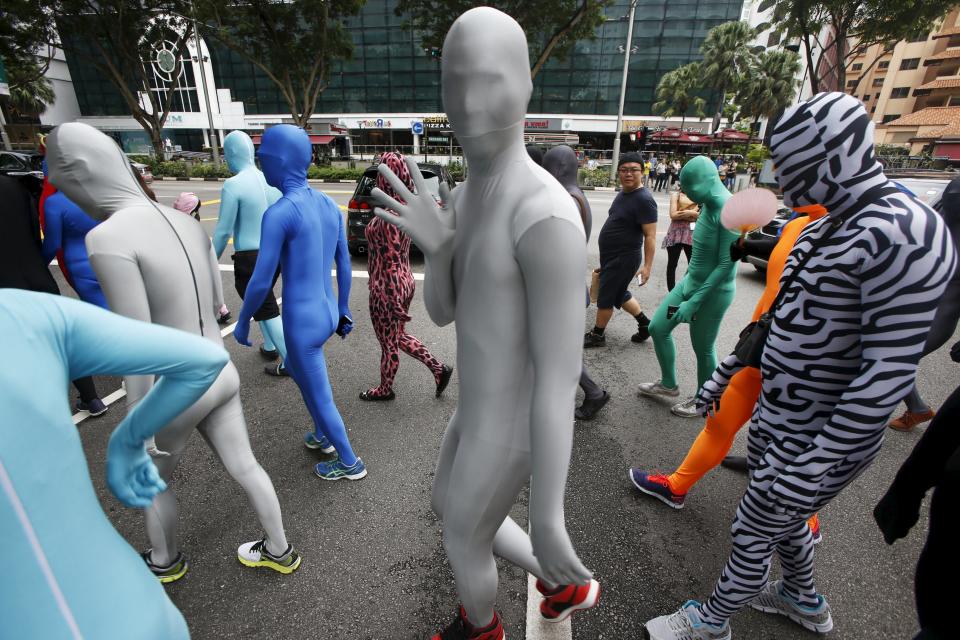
[667,204,827,533]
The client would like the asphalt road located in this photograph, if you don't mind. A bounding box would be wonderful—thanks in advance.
[61,180,955,640]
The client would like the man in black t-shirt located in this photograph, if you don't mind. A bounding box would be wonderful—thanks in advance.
[585,152,658,347]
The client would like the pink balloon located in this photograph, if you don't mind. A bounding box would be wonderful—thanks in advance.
[721,188,779,233]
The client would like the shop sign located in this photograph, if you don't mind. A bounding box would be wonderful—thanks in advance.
[523,118,563,131]
[357,118,393,128]
[622,120,648,132]
[423,116,450,129]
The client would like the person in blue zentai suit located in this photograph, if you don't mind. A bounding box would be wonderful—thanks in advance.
[40,186,108,309]
[0,288,230,640]
[213,131,289,376]
[234,124,367,481]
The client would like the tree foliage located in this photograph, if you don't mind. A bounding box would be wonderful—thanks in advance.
[759,0,959,92]
[45,0,197,158]
[394,0,614,79]
[196,0,363,128]
[652,63,707,129]
[736,48,801,124]
[6,58,56,120]
[698,20,757,127]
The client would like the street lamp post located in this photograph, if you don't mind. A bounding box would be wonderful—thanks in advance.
[190,10,219,166]
[609,0,638,186]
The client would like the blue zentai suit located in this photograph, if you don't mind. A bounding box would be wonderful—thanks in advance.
[235,125,359,466]
[0,289,229,639]
[41,191,107,308]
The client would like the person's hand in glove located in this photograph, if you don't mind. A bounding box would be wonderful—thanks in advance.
[336,314,353,338]
[694,353,745,417]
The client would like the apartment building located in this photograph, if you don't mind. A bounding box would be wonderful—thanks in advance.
[847,8,960,127]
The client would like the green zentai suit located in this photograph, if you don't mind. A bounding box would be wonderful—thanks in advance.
[648,155,738,389]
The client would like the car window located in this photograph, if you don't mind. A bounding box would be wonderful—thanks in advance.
[0,154,24,170]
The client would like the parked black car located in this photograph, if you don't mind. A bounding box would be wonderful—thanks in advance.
[0,151,44,200]
[740,206,795,271]
[346,162,457,256]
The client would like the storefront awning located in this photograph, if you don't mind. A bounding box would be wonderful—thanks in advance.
[250,134,337,145]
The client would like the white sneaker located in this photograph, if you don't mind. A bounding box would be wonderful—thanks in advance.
[646,601,731,640]
[671,397,700,418]
[637,381,680,398]
[748,580,833,633]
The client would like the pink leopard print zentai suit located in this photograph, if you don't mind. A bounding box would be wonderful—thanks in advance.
[363,153,447,399]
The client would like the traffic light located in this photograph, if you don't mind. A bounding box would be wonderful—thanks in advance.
[638,126,649,150]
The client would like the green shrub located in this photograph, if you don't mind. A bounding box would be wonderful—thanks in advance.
[578,166,611,187]
[156,161,189,178]
[746,143,770,165]
[306,165,364,181]
[190,163,232,179]
[447,161,466,181]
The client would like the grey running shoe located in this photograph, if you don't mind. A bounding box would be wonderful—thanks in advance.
[141,549,188,584]
[646,600,731,640]
[748,580,833,634]
[637,381,680,398]
[671,396,700,418]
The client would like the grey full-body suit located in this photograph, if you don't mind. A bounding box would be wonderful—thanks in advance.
[46,123,290,566]
[371,7,593,629]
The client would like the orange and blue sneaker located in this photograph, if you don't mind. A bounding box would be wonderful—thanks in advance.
[141,549,188,584]
[432,606,505,640]
[808,514,822,545]
[629,469,686,509]
[536,578,601,623]
[237,538,302,574]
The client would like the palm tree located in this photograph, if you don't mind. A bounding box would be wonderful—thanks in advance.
[699,21,756,133]
[736,49,801,138]
[6,59,56,121]
[652,63,707,130]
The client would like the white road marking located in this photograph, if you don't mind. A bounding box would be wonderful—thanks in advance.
[215,264,424,280]
[526,573,573,640]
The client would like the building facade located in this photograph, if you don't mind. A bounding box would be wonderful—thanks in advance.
[58,0,744,156]
[849,8,960,129]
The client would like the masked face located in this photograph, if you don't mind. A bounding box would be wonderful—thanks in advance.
[256,125,310,191]
[224,130,255,174]
[441,8,532,138]
[679,156,721,204]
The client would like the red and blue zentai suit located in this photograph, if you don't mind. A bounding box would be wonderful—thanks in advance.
[362,152,446,400]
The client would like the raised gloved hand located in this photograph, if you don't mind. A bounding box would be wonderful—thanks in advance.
[336,314,353,338]
[873,485,923,545]
[371,157,455,257]
[694,353,745,417]
[106,430,168,508]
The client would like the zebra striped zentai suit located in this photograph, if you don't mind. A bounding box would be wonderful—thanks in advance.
[695,92,958,627]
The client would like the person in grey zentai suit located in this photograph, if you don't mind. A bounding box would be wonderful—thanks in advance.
[45,122,301,583]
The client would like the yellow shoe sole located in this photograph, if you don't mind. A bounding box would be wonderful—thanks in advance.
[237,553,302,574]
[157,562,188,584]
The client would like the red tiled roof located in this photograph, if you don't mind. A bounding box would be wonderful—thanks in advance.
[926,49,960,63]
[883,106,960,127]
[916,77,960,91]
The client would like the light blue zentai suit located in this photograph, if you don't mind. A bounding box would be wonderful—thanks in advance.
[41,192,107,309]
[0,289,229,639]
[235,125,358,465]
[213,131,286,358]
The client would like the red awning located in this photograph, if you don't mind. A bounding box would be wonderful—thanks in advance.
[934,142,960,160]
[250,134,337,145]
[712,128,751,142]
[648,129,712,144]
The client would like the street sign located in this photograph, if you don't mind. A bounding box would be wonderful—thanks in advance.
[411,121,424,135]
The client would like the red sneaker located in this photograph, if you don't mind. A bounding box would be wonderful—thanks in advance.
[431,606,505,640]
[536,578,601,623]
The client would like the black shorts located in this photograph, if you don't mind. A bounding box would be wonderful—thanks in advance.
[597,252,640,310]
[232,250,281,321]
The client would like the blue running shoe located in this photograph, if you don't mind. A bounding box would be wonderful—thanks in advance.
[303,432,335,454]
[629,469,686,509]
[315,457,367,481]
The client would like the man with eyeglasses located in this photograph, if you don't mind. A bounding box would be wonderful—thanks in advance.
[585,152,658,348]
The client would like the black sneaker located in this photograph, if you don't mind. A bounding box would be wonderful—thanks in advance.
[141,549,188,583]
[259,345,280,361]
[76,398,108,417]
[631,313,651,343]
[436,364,454,398]
[264,363,290,377]
[584,331,606,348]
[576,391,609,420]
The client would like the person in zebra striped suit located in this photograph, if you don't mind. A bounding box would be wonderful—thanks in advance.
[645,92,958,640]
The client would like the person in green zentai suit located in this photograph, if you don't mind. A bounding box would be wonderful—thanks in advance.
[637,155,738,418]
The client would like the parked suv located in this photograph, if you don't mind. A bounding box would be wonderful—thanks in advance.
[346,162,457,256]
[0,151,44,200]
